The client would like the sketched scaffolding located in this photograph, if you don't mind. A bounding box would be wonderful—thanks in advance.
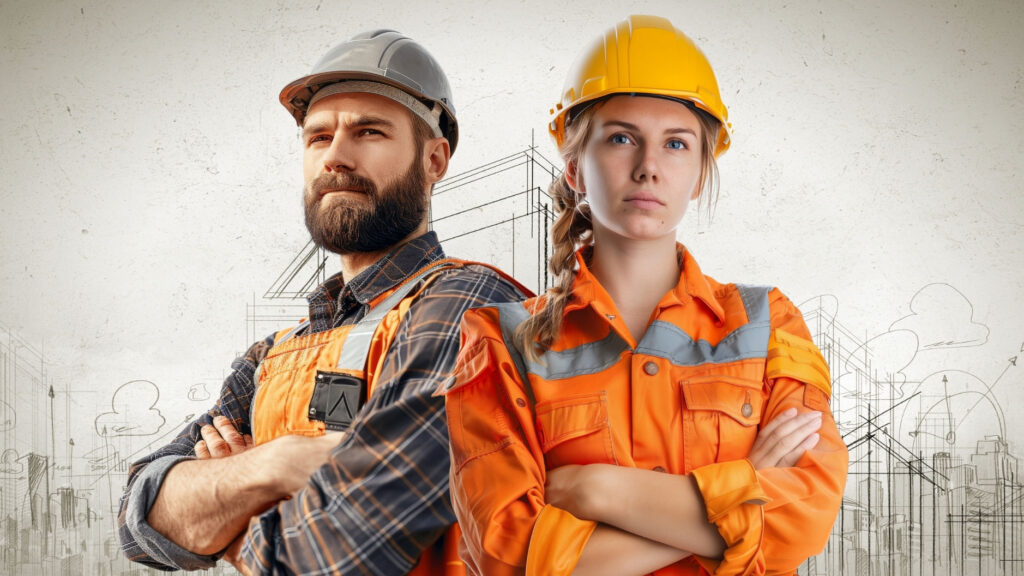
[246,143,561,343]
[800,300,1024,576]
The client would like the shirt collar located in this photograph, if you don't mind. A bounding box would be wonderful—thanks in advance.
[565,243,726,323]
[306,231,445,330]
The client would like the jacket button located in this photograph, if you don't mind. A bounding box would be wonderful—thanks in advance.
[643,361,659,376]
[653,466,666,473]
[515,398,527,408]
[741,402,753,418]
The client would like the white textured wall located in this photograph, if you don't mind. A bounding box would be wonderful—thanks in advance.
[1,0,1022,573]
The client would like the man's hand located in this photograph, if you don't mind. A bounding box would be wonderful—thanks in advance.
[195,415,253,459]
[149,431,343,556]
[747,407,822,470]
[223,531,253,576]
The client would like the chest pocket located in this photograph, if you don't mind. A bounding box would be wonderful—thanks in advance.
[681,375,765,469]
[535,392,617,469]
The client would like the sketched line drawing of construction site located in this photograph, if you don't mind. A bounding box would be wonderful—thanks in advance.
[1,145,1021,574]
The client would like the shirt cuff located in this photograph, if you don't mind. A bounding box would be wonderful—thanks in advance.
[691,459,769,576]
[525,504,597,576]
[123,454,221,570]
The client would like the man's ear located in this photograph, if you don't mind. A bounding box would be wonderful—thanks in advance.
[422,137,451,185]
[564,159,586,196]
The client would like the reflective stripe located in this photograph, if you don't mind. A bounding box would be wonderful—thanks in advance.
[635,284,772,367]
[492,302,534,405]
[336,261,459,371]
[278,320,311,345]
[495,285,774,381]
[736,284,771,326]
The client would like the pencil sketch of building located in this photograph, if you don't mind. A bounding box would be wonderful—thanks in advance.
[1,147,1021,574]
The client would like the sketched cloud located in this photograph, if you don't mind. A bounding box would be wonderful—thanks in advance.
[0,449,23,475]
[0,400,14,432]
[889,283,989,349]
[188,382,211,402]
[95,380,166,437]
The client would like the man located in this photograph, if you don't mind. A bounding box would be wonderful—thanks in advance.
[117,30,526,575]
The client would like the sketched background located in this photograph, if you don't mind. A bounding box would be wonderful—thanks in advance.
[1,0,1022,574]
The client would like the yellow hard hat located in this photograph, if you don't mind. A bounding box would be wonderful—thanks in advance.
[549,15,731,156]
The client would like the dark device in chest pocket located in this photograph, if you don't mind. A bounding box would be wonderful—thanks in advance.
[308,370,367,431]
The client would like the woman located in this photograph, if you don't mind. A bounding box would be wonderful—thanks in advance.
[443,15,848,576]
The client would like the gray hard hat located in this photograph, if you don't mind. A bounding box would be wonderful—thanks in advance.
[280,29,459,153]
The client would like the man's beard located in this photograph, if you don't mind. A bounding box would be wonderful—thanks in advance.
[303,159,428,255]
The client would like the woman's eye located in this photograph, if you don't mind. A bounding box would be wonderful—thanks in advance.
[667,139,687,150]
[611,134,631,144]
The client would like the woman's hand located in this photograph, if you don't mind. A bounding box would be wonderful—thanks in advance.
[747,407,822,470]
[546,464,611,521]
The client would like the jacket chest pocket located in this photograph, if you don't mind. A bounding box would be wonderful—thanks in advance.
[535,392,616,470]
[681,376,765,468]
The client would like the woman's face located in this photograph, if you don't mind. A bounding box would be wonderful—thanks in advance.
[568,95,703,245]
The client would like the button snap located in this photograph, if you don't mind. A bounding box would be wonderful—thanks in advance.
[741,402,753,418]
[515,398,527,408]
[643,361,659,376]
[653,466,666,473]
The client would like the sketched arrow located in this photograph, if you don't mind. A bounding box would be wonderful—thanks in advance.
[959,358,1017,431]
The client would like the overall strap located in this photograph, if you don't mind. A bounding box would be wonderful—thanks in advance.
[336,259,461,371]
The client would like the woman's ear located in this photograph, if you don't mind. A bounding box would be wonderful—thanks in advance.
[564,160,585,197]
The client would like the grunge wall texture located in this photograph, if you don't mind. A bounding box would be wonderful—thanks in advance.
[1,1,1022,574]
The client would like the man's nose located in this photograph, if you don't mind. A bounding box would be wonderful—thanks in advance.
[323,134,356,173]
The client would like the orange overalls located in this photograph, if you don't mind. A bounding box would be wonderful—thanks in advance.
[444,247,848,576]
[251,259,476,576]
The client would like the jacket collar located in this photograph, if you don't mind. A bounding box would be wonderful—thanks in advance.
[564,243,726,323]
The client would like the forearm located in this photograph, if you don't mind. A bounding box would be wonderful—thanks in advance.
[564,464,726,558]
[148,450,284,555]
[572,525,689,576]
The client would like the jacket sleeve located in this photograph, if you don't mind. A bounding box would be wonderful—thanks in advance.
[691,289,848,576]
[116,334,273,570]
[444,307,597,576]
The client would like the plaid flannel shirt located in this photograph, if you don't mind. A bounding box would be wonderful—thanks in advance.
[118,232,526,574]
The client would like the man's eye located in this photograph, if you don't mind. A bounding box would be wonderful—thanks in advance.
[308,135,331,145]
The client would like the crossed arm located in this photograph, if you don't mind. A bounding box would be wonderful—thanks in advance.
[146,416,337,571]
[547,408,824,576]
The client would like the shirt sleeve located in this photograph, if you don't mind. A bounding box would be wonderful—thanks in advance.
[690,289,849,576]
[444,307,596,576]
[117,334,272,570]
[238,267,526,575]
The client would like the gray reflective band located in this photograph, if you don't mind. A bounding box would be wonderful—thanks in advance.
[277,321,311,346]
[496,284,773,382]
[336,261,457,371]
[635,284,771,366]
[492,302,534,404]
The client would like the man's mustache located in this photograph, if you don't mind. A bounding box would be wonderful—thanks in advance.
[309,173,377,198]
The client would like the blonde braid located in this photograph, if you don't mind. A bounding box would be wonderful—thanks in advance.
[515,108,599,360]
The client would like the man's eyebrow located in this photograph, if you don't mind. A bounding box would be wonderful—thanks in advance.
[302,115,397,138]
[349,115,396,129]
[301,120,331,139]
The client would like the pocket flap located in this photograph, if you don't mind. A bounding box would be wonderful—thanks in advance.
[681,377,763,426]
[535,393,609,452]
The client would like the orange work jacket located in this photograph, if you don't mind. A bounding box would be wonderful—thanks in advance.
[444,247,848,576]
[252,258,474,576]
